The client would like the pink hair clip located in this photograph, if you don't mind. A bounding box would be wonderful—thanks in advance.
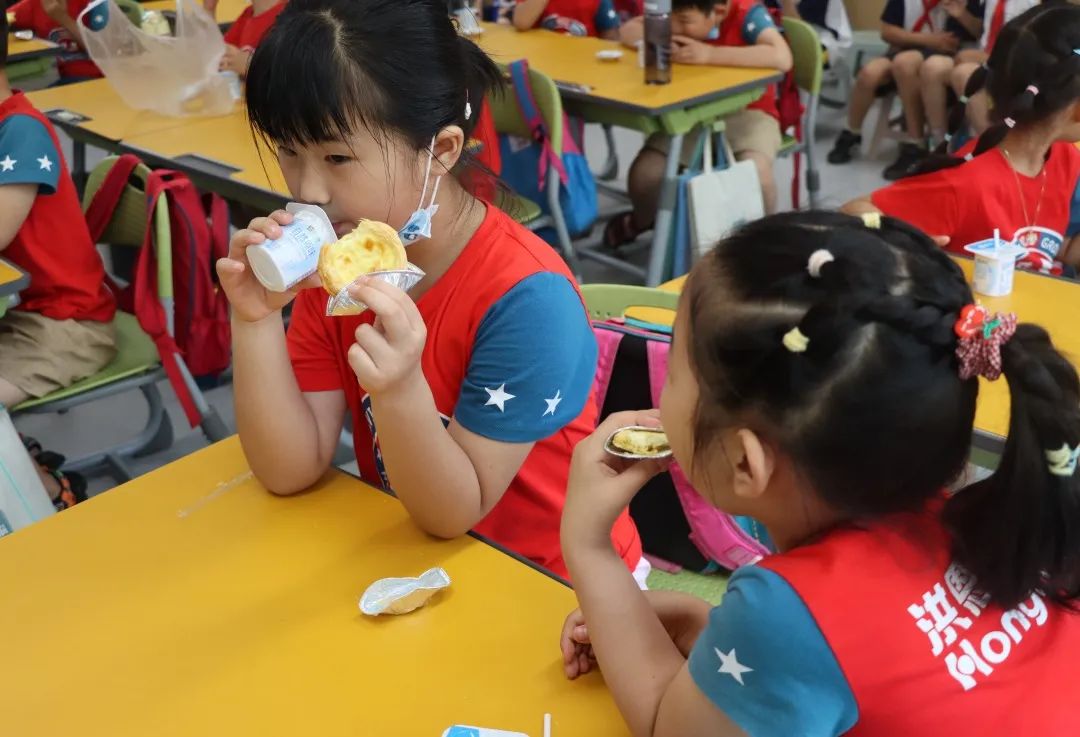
[1026,85,1040,96]
[1004,117,1016,128]
[954,305,1018,381]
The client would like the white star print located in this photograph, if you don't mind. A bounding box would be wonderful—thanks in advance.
[93,13,104,24]
[37,155,52,172]
[543,390,563,417]
[484,383,516,412]
[715,648,753,686]
[0,155,14,172]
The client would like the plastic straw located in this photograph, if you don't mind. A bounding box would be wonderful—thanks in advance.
[544,713,552,737]
[994,228,1001,252]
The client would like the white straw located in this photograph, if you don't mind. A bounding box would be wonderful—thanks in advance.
[544,713,552,737]
[994,228,1001,251]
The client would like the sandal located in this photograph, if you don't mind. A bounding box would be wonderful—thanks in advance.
[43,468,87,512]
[602,211,651,251]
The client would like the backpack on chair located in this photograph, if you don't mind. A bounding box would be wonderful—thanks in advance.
[593,320,772,573]
[84,154,231,429]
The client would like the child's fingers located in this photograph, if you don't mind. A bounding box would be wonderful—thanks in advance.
[353,275,424,332]
[245,211,291,240]
[348,281,414,341]
[347,343,379,382]
[354,323,393,366]
[572,624,590,644]
[578,651,592,675]
[216,257,245,277]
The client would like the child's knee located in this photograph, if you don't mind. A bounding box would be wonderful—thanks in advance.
[920,55,954,82]
[628,147,667,188]
[856,59,892,90]
[892,51,925,78]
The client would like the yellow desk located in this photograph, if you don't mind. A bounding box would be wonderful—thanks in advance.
[0,437,626,736]
[8,34,59,64]
[624,261,1080,449]
[122,112,288,211]
[477,23,783,286]
[27,79,234,188]
[140,0,249,26]
[478,23,781,119]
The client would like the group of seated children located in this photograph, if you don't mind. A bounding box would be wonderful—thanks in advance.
[829,0,1042,179]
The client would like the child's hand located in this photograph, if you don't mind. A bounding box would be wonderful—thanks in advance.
[346,277,427,396]
[562,410,671,552]
[202,0,219,15]
[927,32,960,54]
[40,0,72,24]
[672,35,713,65]
[942,0,966,18]
[560,608,598,680]
[216,211,320,323]
[220,44,252,76]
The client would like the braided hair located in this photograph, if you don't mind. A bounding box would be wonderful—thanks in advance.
[685,211,1080,609]
[915,1,1080,173]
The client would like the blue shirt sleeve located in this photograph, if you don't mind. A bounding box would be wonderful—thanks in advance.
[741,3,775,44]
[0,115,61,194]
[454,272,598,443]
[594,0,620,32]
[687,565,859,737]
[881,0,904,27]
[1068,176,1080,238]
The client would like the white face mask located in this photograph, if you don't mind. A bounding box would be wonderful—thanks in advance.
[398,137,442,246]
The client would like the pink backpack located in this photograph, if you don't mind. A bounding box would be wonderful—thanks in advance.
[594,321,771,572]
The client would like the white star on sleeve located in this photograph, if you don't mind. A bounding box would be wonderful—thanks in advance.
[0,155,15,172]
[715,647,753,686]
[543,390,563,417]
[747,22,756,31]
[484,383,516,412]
[37,155,52,172]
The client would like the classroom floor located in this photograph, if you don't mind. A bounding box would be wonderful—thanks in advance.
[13,88,895,597]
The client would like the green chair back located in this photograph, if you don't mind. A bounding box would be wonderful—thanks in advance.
[487,63,565,155]
[782,17,824,96]
[580,284,679,322]
[82,156,175,301]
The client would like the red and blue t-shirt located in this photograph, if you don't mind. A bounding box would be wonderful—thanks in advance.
[9,0,102,79]
[0,92,115,323]
[872,142,1080,275]
[687,506,1080,735]
[222,1,286,51]
[516,0,620,37]
[286,205,642,578]
[707,0,780,122]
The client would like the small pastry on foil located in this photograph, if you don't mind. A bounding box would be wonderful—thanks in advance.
[605,426,672,459]
[317,220,407,296]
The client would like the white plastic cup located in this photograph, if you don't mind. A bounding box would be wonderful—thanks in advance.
[247,203,336,293]
[219,70,242,101]
[964,238,1026,297]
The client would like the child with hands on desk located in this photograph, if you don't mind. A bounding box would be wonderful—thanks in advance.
[217,0,644,581]
[512,0,621,39]
[845,3,1080,278]
[7,0,103,82]
[606,0,791,250]
[560,211,1080,735]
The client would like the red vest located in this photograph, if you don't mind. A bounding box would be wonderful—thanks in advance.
[710,0,780,121]
[761,507,1080,734]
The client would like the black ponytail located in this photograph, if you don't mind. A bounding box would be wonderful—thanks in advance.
[910,1,1080,178]
[685,210,1080,610]
[945,326,1080,609]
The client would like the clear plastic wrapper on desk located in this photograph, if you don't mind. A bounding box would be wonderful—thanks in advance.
[325,265,426,317]
[359,566,451,616]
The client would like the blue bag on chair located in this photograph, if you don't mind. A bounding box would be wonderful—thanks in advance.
[498,59,598,240]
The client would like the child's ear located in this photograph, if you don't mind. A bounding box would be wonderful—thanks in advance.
[1070,100,1080,124]
[432,125,465,172]
[728,428,775,502]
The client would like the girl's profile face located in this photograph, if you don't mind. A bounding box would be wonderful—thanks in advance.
[275,128,431,240]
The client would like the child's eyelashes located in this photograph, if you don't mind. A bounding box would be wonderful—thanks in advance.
[325,154,354,166]
[277,146,298,158]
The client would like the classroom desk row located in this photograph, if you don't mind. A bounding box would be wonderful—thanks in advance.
[27,23,782,284]
[140,0,249,27]
[7,33,59,65]
[626,258,1080,453]
[0,437,627,736]
[0,258,29,317]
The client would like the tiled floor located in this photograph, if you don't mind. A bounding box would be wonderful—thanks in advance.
[13,92,902,496]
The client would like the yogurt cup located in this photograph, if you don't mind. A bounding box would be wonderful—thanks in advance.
[247,203,336,293]
[964,237,1026,297]
[219,70,242,101]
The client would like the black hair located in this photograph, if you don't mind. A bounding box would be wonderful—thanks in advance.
[673,0,718,14]
[685,211,1080,610]
[916,1,1080,174]
[245,0,501,163]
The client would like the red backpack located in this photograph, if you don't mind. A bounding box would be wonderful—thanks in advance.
[84,154,231,428]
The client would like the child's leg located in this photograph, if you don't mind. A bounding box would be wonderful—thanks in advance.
[848,56,895,131]
[738,150,777,214]
[892,49,927,141]
[920,54,955,147]
[627,144,668,231]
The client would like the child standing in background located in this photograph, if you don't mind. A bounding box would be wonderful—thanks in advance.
[205,0,286,78]
[7,0,103,82]
[512,0,621,38]
[827,0,984,180]
[219,0,644,581]
[605,0,792,249]
[560,211,1080,736]
[846,3,1080,277]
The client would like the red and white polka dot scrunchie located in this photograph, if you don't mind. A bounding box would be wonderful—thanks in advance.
[953,305,1018,381]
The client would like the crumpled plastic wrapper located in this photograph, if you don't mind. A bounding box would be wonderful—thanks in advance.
[359,567,451,616]
[325,265,426,317]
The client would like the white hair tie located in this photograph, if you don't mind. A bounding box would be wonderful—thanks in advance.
[807,249,835,278]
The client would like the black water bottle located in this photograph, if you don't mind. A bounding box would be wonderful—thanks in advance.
[644,0,672,85]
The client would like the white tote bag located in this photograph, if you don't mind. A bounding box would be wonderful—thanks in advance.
[686,132,765,259]
[0,407,54,538]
